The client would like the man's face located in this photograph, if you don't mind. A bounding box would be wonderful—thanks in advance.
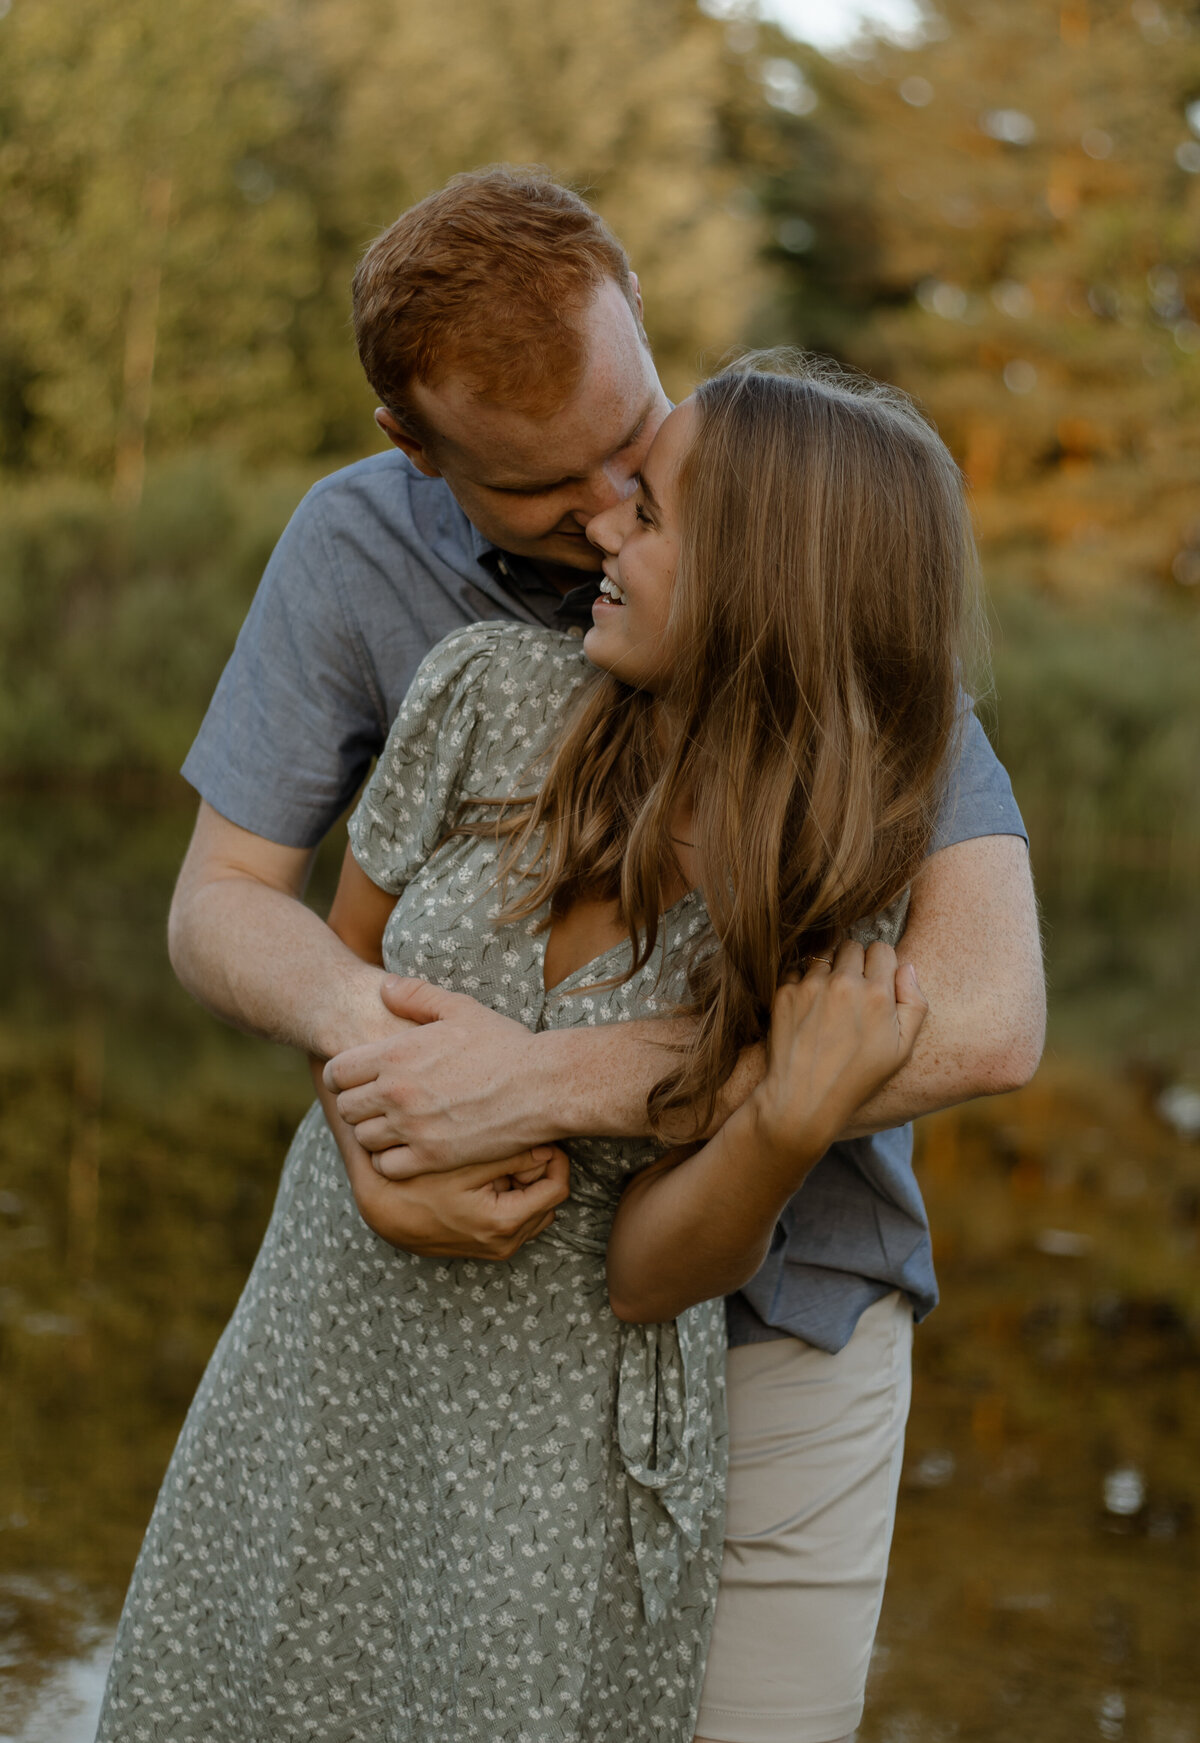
[379,278,671,574]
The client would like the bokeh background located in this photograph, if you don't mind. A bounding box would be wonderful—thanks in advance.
[1,0,1198,1737]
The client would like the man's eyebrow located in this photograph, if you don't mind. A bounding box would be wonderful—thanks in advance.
[486,470,576,494]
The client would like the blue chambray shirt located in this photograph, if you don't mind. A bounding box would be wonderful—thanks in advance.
[183,449,1027,1352]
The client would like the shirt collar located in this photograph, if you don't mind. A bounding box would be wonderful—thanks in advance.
[474,535,600,635]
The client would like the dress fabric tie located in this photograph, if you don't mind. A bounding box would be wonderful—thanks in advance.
[542,1197,725,1624]
[616,1314,725,1623]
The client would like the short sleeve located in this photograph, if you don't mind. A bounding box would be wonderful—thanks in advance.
[932,702,1028,852]
[347,625,503,893]
[181,485,388,847]
[849,890,910,950]
[845,704,1024,950]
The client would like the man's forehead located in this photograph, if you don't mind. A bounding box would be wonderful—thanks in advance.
[411,280,663,485]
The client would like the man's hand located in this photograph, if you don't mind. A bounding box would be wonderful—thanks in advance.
[313,1055,570,1258]
[325,833,1045,1173]
[325,978,571,1175]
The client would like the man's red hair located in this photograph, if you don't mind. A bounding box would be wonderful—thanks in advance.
[352,167,640,434]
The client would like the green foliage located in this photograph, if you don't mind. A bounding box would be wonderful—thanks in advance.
[0,0,764,483]
[0,457,313,780]
[987,583,1200,864]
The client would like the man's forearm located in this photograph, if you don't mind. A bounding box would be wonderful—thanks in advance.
[169,872,398,1059]
[501,837,1044,1147]
[168,801,409,1059]
[837,963,1040,1135]
[844,834,1045,1132]
[327,833,1045,1171]
[505,868,1043,1150]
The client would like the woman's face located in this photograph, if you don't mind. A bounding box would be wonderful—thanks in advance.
[583,400,696,693]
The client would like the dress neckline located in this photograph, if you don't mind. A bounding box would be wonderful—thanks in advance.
[539,888,702,1000]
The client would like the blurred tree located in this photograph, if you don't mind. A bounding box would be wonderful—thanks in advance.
[292,0,766,394]
[0,0,325,485]
[0,0,764,488]
[757,0,1200,594]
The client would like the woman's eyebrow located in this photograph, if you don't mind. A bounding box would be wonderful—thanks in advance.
[637,473,662,515]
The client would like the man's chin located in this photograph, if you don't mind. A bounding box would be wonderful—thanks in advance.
[531,537,604,573]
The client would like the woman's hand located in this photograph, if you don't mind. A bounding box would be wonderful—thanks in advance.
[344,1140,571,1261]
[748,942,928,1167]
[606,944,924,1323]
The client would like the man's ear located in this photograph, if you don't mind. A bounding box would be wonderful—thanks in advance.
[375,408,442,479]
[627,272,651,349]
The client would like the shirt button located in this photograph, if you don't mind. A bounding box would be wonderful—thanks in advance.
[565,625,584,639]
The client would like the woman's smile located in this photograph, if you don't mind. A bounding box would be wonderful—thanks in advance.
[597,569,628,605]
[583,401,693,690]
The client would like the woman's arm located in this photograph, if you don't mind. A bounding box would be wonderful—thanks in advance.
[605,942,927,1323]
[325,843,399,966]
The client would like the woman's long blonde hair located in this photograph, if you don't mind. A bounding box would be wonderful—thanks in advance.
[469,355,977,1136]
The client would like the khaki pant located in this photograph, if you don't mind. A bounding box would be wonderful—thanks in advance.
[695,1292,913,1743]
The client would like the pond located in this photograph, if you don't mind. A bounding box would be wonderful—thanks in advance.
[1,795,1197,1742]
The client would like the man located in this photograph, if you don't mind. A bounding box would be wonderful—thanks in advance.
[169,167,1044,1742]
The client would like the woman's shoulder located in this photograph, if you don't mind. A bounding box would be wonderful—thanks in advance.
[413,620,592,718]
[430,618,589,672]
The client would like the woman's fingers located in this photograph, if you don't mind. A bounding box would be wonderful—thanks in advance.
[490,1161,570,1234]
[756,938,929,1162]
[862,939,897,985]
[371,1143,418,1178]
[518,1209,559,1245]
[830,938,866,977]
[508,1144,566,1186]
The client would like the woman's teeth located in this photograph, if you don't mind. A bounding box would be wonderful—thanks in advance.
[599,577,628,605]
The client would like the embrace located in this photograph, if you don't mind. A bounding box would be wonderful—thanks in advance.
[96,169,1044,1743]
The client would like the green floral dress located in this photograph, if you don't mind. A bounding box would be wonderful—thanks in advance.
[96,624,729,1743]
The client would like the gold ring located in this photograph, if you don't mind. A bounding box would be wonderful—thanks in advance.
[805,955,833,968]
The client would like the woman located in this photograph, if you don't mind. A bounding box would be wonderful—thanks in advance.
[96,357,968,1743]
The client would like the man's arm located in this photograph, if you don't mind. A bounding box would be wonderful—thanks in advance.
[327,832,1045,1173]
[167,800,407,1060]
[171,800,576,1261]
[840,832,1043,1134]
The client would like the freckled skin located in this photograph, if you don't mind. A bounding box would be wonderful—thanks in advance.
[377,279,671,579]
